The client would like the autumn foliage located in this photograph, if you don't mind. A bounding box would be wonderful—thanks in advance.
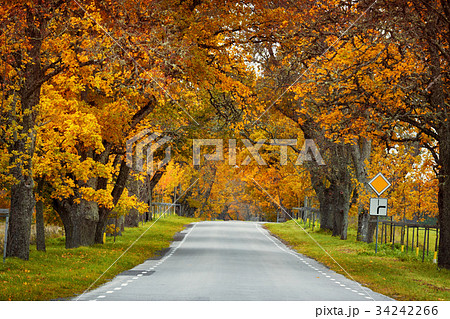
[0,0,448,269]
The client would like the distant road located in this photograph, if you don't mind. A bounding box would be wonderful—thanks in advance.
[75,221,393,301]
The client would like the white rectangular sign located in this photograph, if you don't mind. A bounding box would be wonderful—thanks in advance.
[369,198,388,216]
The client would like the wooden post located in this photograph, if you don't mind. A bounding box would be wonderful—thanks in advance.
[390,218,393,244]
[422,227,427,262]
[303,196,308,223]
[392,224,395,249]
[173,186,177,215]
[416,226,419,249]
[400,224,404,245]
[406,225,409,252]
[149,187,153,221]
[435,227,439,253]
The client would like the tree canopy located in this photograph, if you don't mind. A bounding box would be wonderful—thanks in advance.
[0,0,448,269]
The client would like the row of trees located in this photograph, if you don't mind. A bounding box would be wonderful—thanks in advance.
[0,0,255,256]
[0,0,448,269]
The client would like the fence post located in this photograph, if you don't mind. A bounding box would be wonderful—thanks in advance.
[416,226,419,250]
[173,186,177,215]
[392,224,396,249]
[406,225,409,252]
[434,228,439,263]
[422,227,427,262]
[389,218,393,244]
[303,196,308,223]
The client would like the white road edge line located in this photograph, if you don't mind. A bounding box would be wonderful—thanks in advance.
[256,223,372,300]
[252,179,376,301]
[92,223,198,300]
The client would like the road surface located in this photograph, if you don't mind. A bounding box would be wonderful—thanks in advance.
[75,221,393,301]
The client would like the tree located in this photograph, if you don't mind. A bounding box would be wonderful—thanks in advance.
[1,1,74,259]
[283,0,450,267]
[364,0,450,269]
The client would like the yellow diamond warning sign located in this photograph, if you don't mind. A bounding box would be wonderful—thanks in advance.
[368,173,391,196]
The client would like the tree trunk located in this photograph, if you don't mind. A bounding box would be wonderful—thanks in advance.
[94,158,130,243]
[53,198,99,249]
[311,176,334,231]
[199,165,217,216]
[35,200,46,252]
[6,176,35,260]
[218,204,230,220]
[438,124,450,269]
[314,181,351,234]
[125,170,141,227]
[124,208,140,227]
[357,210,377,243]
[319,186,335,231]
[106,215,124,238]
[357,210,369,242]
[6,6,45,260]
[95,206,110,243]
[331,185,351,239]
[428,25,449,269]
[351,138,374,243]
[6,99,38,260]
[35,178,46,251]
[177,171,200,217]
[367,216,377,243]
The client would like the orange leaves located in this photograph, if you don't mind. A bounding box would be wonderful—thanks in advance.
[360,142,439,221]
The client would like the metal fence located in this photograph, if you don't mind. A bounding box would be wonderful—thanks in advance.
[151,202,180,219]
[292,206,320,230]
[379,219,439,262]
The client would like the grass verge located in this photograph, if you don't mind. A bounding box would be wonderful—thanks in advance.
[0,215,198,300]
[265,220,450,301]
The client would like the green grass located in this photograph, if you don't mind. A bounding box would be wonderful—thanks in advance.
[0,215,198,300]
[266,220,450,301]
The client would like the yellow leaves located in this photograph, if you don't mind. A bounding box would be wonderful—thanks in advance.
[106,224,120,235]
[113,188,148,216]
[34,84,114,205]
[80,187,113,209]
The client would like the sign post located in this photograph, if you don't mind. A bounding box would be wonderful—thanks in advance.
[0,209,9,263]
[368,173,391,254]
[370,198,388,253]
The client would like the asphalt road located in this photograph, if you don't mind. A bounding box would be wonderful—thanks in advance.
[75,221,393,301]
